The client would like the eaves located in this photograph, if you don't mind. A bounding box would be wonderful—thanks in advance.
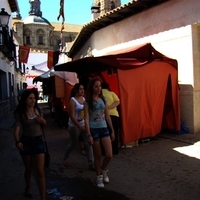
[8,0,19,12]
[68,0,168,58]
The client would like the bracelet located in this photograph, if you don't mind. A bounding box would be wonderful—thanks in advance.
[87,134,91,138]
[15,141,21,146]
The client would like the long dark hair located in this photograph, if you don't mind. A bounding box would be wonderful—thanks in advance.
[69,83,83,99]
[101,81,110,90]
[86,78,104,111]
[14,89,39,119]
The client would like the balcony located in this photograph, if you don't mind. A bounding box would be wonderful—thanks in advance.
[0,28,16,61]
[0,8,16,61]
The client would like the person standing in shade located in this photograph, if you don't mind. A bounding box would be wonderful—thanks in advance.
[84,78,115,188]
[63,83,94,170]
[18,82,28,102]
[13,89,47,200]
[102,81,120,155]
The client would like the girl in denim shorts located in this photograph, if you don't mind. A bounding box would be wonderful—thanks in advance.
[13,89,47,199]
[84,78,115,188]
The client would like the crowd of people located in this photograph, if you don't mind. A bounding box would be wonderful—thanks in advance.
[13,78,120,199]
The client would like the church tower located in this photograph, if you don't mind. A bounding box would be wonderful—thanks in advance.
[91,0,121,19]
[29,0,42,17]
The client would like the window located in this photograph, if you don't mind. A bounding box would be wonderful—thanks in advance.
[0,28,3,45]
[26,36,31,45]
[24,29,31,45]
[98,2,101,12]
[38,35,43,45]
[0,70,8,101]
[36,29,45,45]
[111,1,116,10]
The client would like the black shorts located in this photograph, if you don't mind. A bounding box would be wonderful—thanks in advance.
[20,135,45,156]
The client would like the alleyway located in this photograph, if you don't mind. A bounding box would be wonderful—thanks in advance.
[0,103,200,200]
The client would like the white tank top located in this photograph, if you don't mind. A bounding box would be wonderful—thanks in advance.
[68,97,85,127]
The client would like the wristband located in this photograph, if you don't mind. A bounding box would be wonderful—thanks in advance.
[87,134,91,138]
[15,141,21,146]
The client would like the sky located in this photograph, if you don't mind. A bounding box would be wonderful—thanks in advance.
[17,0,131,25]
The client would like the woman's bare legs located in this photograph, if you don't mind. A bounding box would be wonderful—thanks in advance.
[92,136,112,174]
[92,141,102,175]
[35,153,46,200]
[22,155,32,194]
[100,137,112,170]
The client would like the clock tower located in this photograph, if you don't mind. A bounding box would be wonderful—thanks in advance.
[91,0,121,19]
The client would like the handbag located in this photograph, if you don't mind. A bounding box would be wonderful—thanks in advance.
[42,128,50,168]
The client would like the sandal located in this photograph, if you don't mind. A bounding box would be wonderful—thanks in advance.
[63,159,70,167]
[25,187,32,198]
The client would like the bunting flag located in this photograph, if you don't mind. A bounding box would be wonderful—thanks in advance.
[57,0,65,23]
[19,46,30,63]
[47,51,60,69]
[47,51,54,69]
[57,0,65,32]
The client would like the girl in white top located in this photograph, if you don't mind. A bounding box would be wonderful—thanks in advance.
[68,96,85,127]
[63,83,94,169]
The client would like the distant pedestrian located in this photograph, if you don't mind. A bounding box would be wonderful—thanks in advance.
[53,96,63,128]
[18,82,27,102]
[84,78,115,188]
[102,81,120,154]
[13,89,47,200]
[63,83,94,170]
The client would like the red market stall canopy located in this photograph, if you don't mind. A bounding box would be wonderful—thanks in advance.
[54,43,180,143]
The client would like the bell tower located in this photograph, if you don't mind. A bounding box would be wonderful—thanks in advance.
[29,0,42,17]
[91,0,121,19]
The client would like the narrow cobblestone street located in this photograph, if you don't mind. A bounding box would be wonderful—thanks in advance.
[0,103,200,200]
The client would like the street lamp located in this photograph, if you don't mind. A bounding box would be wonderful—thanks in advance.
[0,8,10,47]
[0,8,10,27]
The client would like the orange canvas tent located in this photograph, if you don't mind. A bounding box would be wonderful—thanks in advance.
[54,43,180,143]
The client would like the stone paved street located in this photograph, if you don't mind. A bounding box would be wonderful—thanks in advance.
[0,103,200,200]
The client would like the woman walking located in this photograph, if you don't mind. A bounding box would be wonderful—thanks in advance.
[102,81,120,154]
[13,89,47,199]
[63,83,94,169]
[84,78,115,188]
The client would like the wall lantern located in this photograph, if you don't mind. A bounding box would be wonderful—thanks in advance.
[25,66,29,74]
[0,8,11,27]
[91,5,100,13]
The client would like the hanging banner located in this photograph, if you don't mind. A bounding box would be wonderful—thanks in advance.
[47,51,60,69]
[47,51,54,69]
[19,46,30,63]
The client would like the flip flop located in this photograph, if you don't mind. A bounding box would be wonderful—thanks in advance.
[80,149,86,156]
